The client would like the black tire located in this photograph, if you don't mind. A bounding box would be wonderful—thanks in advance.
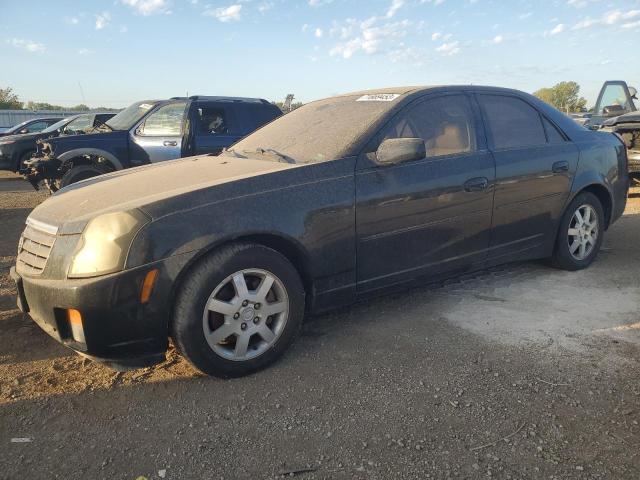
[59,164,108,188]
[172,243,305,377]
[550,191,604,271]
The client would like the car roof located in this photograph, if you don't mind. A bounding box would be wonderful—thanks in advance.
[335,85,535,99]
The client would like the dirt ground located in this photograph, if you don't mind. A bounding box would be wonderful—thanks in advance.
[0,171,639,480]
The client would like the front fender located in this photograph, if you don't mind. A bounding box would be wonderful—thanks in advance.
[57,148,124,170]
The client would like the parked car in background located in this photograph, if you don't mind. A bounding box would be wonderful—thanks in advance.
[11,86,628,377]
[585,80,639,183]
[22,96,282,191]
[0,117,63,137]
[0,113,115,172]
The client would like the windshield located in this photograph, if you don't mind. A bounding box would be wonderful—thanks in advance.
[42,116,78,133]
[228,94,403,164]
[106,101,158,131]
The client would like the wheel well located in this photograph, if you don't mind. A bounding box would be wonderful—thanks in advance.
[580,184,612,229]
[63,154,116,173]
[170,234,314,315]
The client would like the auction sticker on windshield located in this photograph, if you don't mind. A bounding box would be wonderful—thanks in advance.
[356,94,400,102]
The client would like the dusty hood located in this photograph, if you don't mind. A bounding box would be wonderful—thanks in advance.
[29,155,298,234]
[603,111,640,126]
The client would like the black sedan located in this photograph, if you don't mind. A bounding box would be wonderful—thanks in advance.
[11,86,629,377]
[0,117,63,137]
[0,112,115,171]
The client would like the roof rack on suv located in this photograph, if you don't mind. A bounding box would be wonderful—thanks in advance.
[168,96,271,104]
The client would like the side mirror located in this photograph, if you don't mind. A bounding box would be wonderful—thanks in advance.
[375,138,425,166]
[629,86,638,99]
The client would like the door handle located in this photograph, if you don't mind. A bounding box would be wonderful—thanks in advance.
[163,140,178,147]
[552,161,569,173]
[464,177,489,192]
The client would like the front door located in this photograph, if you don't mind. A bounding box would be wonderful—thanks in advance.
[131,101,187,163]
[476,93,579,262]
[355,93,495,293]
[188,102,243,156]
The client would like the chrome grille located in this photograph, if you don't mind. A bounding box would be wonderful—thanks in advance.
[17,220,57,276]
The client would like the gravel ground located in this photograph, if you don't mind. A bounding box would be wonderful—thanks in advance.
[0,171,639,480]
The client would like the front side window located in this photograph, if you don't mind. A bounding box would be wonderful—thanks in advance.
[137,102,186,136]
[543,117,565,143]
[25,121,49,133]
[479,95,546,150]
[62,116,93,135]
[383,95,477,158]
[597,84,633,116]
[195,106,230,135]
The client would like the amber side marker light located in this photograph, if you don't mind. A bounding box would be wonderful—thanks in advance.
[66,309,86,343]
[140,269,159,304]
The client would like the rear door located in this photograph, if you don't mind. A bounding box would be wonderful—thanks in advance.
[476,93,579,262]
[131,101,187,162]
[355,93,495,292]
[189,102,243,156]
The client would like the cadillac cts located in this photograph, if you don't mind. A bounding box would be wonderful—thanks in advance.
[11,86,629,377]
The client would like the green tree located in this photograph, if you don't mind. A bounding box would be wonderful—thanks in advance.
[533,81,587,113]
[70,104,90,111]
[0,87,24,109]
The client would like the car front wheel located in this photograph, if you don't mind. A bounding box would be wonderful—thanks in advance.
[172,243,305,377]
[551,191,604,271]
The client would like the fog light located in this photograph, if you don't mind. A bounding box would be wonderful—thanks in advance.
[67,309,86,343]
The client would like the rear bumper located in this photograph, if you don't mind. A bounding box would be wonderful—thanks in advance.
[9,257,183,370]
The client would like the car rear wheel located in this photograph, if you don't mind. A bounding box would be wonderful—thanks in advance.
[551,191,604,271]
[59,164,108,188]
[172,243,305,377]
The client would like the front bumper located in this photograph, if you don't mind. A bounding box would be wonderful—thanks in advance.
[629,150,640,175]
[10,258,181,371]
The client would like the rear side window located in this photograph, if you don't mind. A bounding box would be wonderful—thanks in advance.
[479,95,546,149]
[246,104,281,131]
[194,106,233,135]
[383,94,476,158]
[138,102,186,136]
[543,117,565,143]
[26,121,50,133]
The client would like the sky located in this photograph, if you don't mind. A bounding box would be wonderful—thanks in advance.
[1,0,639,108]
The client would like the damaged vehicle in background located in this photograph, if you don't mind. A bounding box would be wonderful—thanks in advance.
[22,96,282,192]
[11,85,628,378]
[0,113,115,172]
[586,80,640,183]
[0,117,64,137]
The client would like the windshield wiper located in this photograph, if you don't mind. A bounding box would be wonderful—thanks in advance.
[246,147,296,164]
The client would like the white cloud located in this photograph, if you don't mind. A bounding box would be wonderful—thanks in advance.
[301,23,310,33]
[570,9,640,30]
[95,12,111,30]
[567,0,600,8]
[65,16,80,25]
[258,1,274,13]
[431,31,442,40]
[203,4,242,22]
[330,18,411,59]
[77,48,94,55]
[622,19,640,29]
[435,40,459,55]
[548,23,565,35]
[386,0,405,18]
[315,28,324,38]
[7,38,45,53]
[120,0,171,16]
[308,0,333,6]
[492,35,503,44]
[518,12,532,20]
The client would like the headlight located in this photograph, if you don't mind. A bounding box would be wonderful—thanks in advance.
[68,210,149,278]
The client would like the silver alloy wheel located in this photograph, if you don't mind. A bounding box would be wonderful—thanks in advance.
[202,268,289,361]
[567,204,599,261]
